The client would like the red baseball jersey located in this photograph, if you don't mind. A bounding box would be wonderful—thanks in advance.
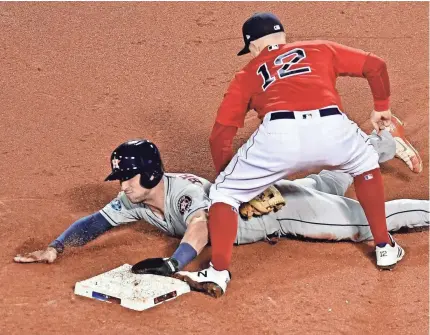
[215,40,390,128]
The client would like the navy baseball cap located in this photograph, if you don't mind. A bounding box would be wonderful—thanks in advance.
[237,12,284,56]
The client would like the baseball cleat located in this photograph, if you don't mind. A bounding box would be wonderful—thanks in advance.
[388,115,423,173]
[173,263,231,298]
[375,234,405,270]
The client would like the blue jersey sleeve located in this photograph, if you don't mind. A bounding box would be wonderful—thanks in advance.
[48,212,113,252]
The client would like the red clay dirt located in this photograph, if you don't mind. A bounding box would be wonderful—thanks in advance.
[0,3,428,335]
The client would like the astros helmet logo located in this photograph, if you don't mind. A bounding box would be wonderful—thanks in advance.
[112,158,121,169]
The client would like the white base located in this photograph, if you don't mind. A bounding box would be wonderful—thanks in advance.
[74,264,190,311]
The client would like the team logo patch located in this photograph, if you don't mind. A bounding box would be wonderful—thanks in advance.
[112,158,121,169]
[178,195,192,215]
[110,199,122,211]
[364,173,374,181]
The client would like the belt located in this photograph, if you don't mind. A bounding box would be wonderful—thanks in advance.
[269,107,342,121]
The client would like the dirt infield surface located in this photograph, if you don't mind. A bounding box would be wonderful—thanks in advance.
[0,2,428,335]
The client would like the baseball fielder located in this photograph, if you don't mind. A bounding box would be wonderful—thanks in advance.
[187,12,424,297]
[14,132,427,294]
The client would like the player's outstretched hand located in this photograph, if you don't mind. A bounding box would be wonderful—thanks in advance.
[370,109,392,133]
[14,247,58,264]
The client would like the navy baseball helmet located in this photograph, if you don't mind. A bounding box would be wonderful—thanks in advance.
[105,139,164,189]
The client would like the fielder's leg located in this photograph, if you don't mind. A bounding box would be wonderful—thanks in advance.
[293,129,396,197]
[340,118,404,269]
[297,122,419,197]
[175,121,300,297]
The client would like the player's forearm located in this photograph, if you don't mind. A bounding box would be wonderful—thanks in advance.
[209,122,238,174]
[48,212,113,253]
[171,216,208,270]
[362,53,391,111]
[180,218,208,253]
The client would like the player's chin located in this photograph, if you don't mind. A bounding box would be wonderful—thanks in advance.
[127,195,146,204]
[127,197,139,204]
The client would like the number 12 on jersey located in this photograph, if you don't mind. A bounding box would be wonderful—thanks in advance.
[257,48,311,91]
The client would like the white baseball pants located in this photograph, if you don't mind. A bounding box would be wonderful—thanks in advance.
[209,106,379,209]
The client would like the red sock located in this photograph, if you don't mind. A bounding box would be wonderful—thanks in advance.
[208,202,238,271]
[354,168,390,245]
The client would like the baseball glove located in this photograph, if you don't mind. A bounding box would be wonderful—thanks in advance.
[239,185,286,220]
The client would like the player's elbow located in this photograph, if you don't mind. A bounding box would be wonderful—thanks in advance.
[209,122,236,148]
[363,53,387,77]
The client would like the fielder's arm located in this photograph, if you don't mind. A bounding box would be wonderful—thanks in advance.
[327,41,392,131]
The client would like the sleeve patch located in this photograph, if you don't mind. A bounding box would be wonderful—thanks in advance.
[110,199,122,211]
[177,195,192,215]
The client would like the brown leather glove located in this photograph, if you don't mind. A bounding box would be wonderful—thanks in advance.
[239,185,286,220]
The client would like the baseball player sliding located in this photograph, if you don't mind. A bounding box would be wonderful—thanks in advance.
[14,126,427,297]
[179,12,424,297]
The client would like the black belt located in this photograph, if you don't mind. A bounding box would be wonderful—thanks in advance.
[269,107,342,121]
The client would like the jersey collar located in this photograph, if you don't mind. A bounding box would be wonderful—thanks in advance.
[259,43,287,57]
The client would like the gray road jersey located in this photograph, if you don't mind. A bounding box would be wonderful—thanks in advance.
[237,171,429,244]
[99,171,428,245]
[98,132,427,244]
[235,171,354,244]
[100,173,210,237]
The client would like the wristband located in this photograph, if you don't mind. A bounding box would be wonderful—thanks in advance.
[48,240,64,253]
[171,243,197,270]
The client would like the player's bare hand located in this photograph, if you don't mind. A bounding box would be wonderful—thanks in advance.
[14,247,58,264]
[370,110,392,133]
